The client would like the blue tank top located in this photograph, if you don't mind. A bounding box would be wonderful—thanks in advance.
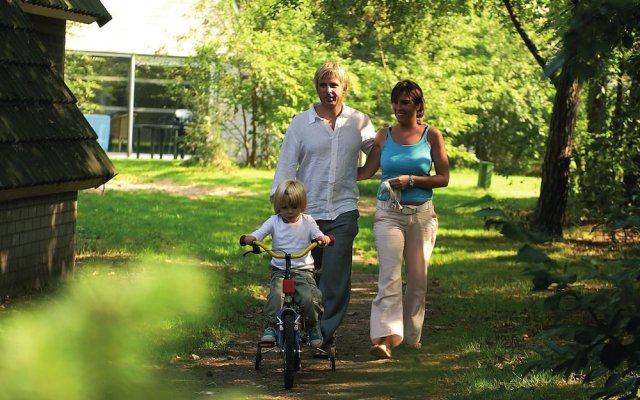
[378,126,433,202]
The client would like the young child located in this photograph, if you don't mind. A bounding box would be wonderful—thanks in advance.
[242,179,330,347]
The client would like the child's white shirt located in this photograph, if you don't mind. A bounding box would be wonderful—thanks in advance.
[249,213,324,271]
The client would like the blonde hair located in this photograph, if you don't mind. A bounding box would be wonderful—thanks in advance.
[314,62,348,90]
[272,180,307,213]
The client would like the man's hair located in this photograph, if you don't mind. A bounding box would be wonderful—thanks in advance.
[391,79,425,119]
[314,62,349,89]
[272,179,307,213]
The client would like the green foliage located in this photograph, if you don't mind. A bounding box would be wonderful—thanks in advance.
[571,48,640,225]
[449,12,553,175]
[64,52,106,113]
[308,0,437,62]
[16,160,613,398]
[167,47,233,168]
[536,0,640,228]
[545,0,640,81]
[447,144,479,169]
[0,260,210,400]
[183,0,327,167]
[466,189,640,399]
[181,1,559,172]
[524,264,640,400]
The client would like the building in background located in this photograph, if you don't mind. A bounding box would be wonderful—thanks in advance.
[65,0,203,158]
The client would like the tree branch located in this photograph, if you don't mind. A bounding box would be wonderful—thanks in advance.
[502,0,547,71]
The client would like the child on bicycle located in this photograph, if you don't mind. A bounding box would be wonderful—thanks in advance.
[242,179,330,347]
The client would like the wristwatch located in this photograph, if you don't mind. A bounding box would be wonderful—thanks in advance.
[409,175,414,187]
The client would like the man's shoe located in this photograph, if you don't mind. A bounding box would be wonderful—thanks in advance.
[261,327,277,343]
[308,325,323,347]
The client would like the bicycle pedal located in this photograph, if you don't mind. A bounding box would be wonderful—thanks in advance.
[313,349,332,359]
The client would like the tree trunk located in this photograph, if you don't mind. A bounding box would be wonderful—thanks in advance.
[586,76,607,134]
[241,107,250,165]
[502,0,583,237]
[249,84,258,167]
[623,66,640,207]
[611,66,625,144]
[575,75,608,206]
[533,73,582,237]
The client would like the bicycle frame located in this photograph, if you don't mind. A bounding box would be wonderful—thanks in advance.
[241,236,328,344]
[240,234,335,389]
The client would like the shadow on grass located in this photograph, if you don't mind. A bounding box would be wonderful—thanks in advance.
[78,190,271,258]
[77,189,276,355]
[287,345,594,400]
[75,173,594,399]
[352,180,596,398]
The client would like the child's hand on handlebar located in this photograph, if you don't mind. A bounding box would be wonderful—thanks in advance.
[316,235,331,247]
[240,235,257,245]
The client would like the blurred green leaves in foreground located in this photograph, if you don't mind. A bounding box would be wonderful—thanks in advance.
[0,255,211,400]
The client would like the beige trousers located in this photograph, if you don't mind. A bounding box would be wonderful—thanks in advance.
[370,200,438,348]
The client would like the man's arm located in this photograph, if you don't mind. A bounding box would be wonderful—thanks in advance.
[270,127,300,198]
[357,127,385,180]
[360,115,376,155]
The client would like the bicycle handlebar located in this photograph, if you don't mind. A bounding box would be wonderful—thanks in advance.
[239,234,335,259]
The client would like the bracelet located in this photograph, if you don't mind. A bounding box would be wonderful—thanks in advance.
[409,175,414,187]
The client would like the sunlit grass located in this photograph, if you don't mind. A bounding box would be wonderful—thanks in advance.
[109,159,273,193]
[2,159,604,399]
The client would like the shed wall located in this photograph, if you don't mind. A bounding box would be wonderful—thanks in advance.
[0,192,76,296]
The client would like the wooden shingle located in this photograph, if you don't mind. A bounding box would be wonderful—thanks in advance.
[17,0,112,26]
[0,0,116,202]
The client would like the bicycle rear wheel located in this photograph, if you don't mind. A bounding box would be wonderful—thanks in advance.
[283,313,296,389]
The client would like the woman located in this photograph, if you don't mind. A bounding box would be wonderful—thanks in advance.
[358,80,449,359]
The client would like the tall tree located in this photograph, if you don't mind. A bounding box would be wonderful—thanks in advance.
[502,0,582,237]
[184,0,327,167]
[449,11,553,174]
[504,0,640,236]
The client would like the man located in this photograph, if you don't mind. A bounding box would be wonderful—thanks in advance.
[271,62,376,348]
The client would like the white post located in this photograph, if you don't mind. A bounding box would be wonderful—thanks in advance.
[126,54,136,157]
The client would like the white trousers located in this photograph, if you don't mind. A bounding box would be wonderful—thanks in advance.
[370,200,438,348]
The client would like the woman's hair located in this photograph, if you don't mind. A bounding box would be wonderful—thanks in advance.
[314,62,349,89]
[391,80,425,120]
[272,180,307,213]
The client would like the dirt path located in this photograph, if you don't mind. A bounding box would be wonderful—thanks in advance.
[95,179,453,398]
[170,271,378,398]
[169,269,452,400]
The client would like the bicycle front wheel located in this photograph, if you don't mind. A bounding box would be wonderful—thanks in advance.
[283,313,296,389]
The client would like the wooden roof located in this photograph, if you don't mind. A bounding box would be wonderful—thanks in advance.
[0,0,117,202]
[17,0,112,26]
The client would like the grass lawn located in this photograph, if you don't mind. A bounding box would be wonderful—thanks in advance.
[0,159,607,399]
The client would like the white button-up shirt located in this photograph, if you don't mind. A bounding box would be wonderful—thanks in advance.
[271,103,376,221]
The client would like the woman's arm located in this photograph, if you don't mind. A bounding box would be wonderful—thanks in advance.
[424,127,449,188]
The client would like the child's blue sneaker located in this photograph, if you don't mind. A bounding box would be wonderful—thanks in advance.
[308,325,323,347]
[261,327,277,343]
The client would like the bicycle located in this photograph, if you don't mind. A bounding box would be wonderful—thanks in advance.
[239,234,337,389]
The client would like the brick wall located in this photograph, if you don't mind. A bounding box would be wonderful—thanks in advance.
[0,192,77,297]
